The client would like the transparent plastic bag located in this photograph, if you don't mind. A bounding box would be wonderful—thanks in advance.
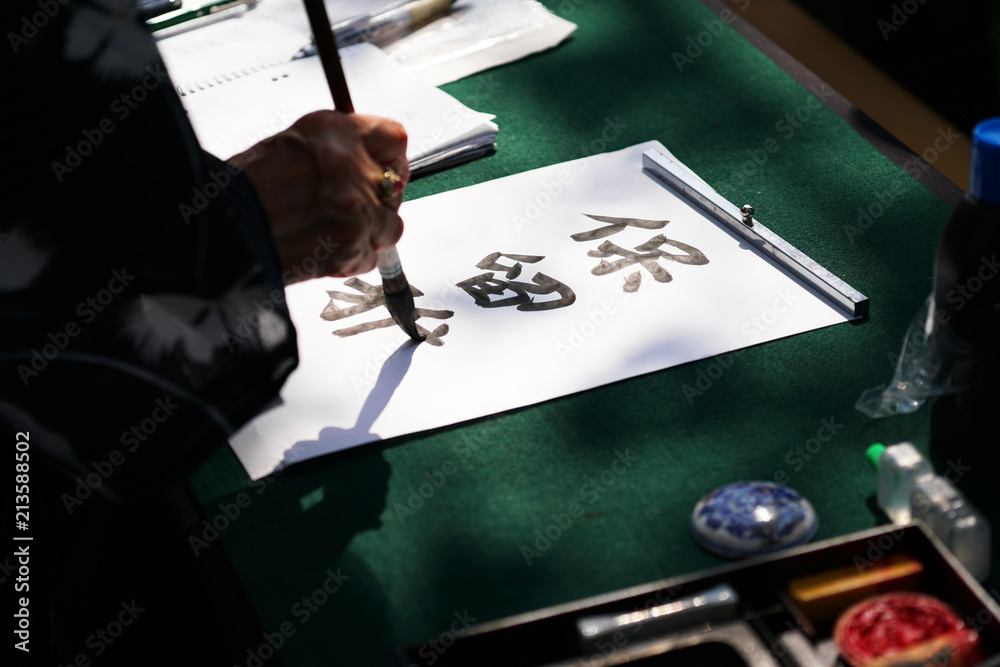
[856,294,976,418]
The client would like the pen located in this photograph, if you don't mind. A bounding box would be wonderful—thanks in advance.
[294,0,456,59]
[137,0,183,21]
[148,0,257,32]
[302,0,425,343]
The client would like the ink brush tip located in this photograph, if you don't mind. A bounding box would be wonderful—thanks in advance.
[383,280,424,342]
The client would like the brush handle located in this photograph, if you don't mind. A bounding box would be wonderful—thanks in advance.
[376,247,404,280]
[377,247,411,299]
[302,0,354,112]
[302,0,421,341]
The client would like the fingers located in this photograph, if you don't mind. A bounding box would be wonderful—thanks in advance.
[238,110,409,281]
[292,210,402,279]
[296,111,407,174]
[292,110,409,208]
[313,119,404,252]
[355,114,410,187]
[306,112,406,251]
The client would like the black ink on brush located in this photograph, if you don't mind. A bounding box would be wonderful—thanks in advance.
[302,0,424,342]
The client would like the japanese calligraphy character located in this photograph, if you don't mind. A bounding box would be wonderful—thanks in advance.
[572,214,709,293]
[456,252,576,311]
[569,214,669,242]
[320,278,453,346]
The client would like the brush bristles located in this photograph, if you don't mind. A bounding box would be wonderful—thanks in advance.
[382,273,424,342]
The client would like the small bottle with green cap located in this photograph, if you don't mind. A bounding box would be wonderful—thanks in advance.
[867,442,991,581]
[866,442,933,525]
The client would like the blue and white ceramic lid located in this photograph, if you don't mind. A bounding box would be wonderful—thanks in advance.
[690,480,819,559]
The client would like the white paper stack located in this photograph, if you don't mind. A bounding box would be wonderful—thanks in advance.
[158,18,498,173]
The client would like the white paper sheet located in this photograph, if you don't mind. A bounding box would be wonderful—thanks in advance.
[155,16,311,87]
[381,0,577,86]
[229,141,852,480]
[172,42,496,165]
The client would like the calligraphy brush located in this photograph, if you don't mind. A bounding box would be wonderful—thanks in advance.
[302,0,424,343]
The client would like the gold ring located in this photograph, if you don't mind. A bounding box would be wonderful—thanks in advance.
[379,168,403,204]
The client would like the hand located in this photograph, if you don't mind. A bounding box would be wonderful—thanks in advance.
[230,111,409,281]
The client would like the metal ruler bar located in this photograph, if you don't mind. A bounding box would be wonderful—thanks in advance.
[642,149,868,319]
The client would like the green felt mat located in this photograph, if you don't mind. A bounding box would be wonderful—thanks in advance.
[190,2,969,664]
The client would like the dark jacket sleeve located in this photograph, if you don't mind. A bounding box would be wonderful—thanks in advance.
[0,0,298,499]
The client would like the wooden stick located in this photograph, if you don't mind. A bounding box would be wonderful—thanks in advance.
[302,0,354,112]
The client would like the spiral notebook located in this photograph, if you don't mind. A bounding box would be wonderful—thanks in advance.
[158,16,498,174]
